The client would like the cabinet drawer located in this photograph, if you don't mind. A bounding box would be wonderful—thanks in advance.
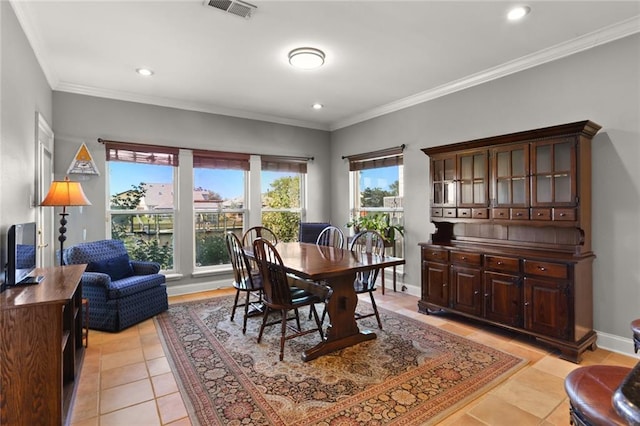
[531,208,551,220]
[492,208,509,219]
[458,208,471,218]
[511,208,529,220]
[553,208,576,221]
[472,208,488,219]
[523,260,568,279]
[443,208,457,218]
[485,255,520,272]
[422,247,449,262]
[431,208,443,217]
[450,251,481,266]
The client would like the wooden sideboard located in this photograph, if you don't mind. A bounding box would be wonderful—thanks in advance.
[1,264,86,425]
[419,121,600,363]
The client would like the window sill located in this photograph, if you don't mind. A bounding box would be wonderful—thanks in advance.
[191,265,233,279]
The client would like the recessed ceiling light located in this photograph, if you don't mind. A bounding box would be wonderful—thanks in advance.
[288,48,325,70]
[507,5,530,21]
[136,68,154,77]
[312,103,323,110]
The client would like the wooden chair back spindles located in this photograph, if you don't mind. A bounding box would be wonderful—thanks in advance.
[316,225,345,249]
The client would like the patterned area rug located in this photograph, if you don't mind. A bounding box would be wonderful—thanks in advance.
[155,295,526,425]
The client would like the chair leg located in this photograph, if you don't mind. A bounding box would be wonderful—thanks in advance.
[242,291,251,334]
[280,309,288,361]
[257,307,270,343]
[294,308,301,331]
[320,303,327,324]
[230,289,241,321]
[369,291,383,329]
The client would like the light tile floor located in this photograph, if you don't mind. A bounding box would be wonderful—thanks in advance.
[70,288,638,425]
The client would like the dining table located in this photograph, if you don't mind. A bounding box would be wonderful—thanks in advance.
[246,241,405,362]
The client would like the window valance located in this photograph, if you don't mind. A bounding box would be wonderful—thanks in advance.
[193,150,250,171]
[99,139,179,166]
[261,155,310,174]
[343,145,404,171]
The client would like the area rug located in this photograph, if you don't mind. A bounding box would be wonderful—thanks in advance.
[155,295,526,425]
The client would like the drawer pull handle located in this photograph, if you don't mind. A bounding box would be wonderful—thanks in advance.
[443,283,448,287]
[461,256,467,260]
[538,266,546,271]
[484,293,489,297]
[497,261,504,265]
[537,212,543,216]
[499,212,505,216]
[516,212,523,216]
[524,302,530,306]
[560,213,566,217]
[432,252,439,256]
[474,291,480,295]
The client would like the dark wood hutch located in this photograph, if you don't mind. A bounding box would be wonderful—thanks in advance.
[419,120,600,363]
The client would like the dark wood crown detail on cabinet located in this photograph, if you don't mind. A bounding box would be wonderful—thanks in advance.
[419,120,601,363]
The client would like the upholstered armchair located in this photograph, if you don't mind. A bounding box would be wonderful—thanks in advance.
[63,239,168,332]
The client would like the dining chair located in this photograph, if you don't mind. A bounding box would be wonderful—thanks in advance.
[298,222,331,243]
[242,226,278,247]
[225,232,264,334]
[252,237,327,361]
[349,230,386,329]
[316,225,345,248]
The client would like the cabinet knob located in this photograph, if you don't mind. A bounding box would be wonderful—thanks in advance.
[497,261,504,265]
[461,256,467,260]
[524,302,530,306]
[499,212,505,216]
[484,293,489,297]
[474,291,480,295]
[560,213,566,217]
[443,283,448,287]
[516,212,523,216]
[538,266,546,271]
[537,212,543,216]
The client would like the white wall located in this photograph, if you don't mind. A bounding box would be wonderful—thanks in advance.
[51,92,332,290]
[330,34,640,344]
[0,2,52,275]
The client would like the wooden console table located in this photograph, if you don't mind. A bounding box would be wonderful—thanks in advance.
[1,264,86,426]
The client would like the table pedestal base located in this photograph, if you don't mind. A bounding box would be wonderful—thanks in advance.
[302,330,376,361]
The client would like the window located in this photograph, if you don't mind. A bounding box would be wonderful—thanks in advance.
[193,150,249,268]
[347,146,404,258]
[105,141,178,271]
[261,156,307,242]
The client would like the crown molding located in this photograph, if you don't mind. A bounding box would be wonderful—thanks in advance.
[9,0,59,89]
[330,15,640,131]
[55,81,330,131]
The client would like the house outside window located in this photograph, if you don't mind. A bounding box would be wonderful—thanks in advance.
[105,141,177,271]
[193,150,249,268]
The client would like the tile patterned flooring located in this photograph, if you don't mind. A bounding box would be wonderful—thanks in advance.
[70,288,637,425]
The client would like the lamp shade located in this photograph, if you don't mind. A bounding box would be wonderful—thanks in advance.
[41,176,92,207]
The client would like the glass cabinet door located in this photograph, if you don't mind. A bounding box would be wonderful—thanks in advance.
[531,139,576,206]
[492,144,529,207]
[431,155,456,207]
[458,150,488,207]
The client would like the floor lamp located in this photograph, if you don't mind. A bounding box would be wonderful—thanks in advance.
[41,176,91,266]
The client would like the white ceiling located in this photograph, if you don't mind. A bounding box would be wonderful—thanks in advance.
[10,1,640,131]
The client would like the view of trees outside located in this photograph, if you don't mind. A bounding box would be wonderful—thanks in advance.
[354,165,404,258]
[261,174,301,242]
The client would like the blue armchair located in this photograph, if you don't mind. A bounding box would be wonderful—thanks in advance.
[63,239,168,332]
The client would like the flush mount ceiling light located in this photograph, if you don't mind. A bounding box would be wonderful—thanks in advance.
[136,68,154,77]
[312,103,323,110]
[288,48,325,70]
[507,5,531,21]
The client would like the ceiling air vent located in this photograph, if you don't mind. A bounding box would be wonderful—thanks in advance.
[205,0,257,19]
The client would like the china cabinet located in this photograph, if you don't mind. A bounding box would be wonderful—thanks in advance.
[419,120,600,363]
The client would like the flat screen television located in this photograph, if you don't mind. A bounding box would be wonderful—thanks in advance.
[5,222,43,287]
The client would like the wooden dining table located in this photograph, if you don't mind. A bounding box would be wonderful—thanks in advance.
[247,242,405,362]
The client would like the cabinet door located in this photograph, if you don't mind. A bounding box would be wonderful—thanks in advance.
[530,138,576,207]
[451,265,482,315]
[422,261,449,307]
[523,277,571,339]
[457,150,488,208]
[431,155,456,207]
[492,144,529,208]
[483,271,522,326]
